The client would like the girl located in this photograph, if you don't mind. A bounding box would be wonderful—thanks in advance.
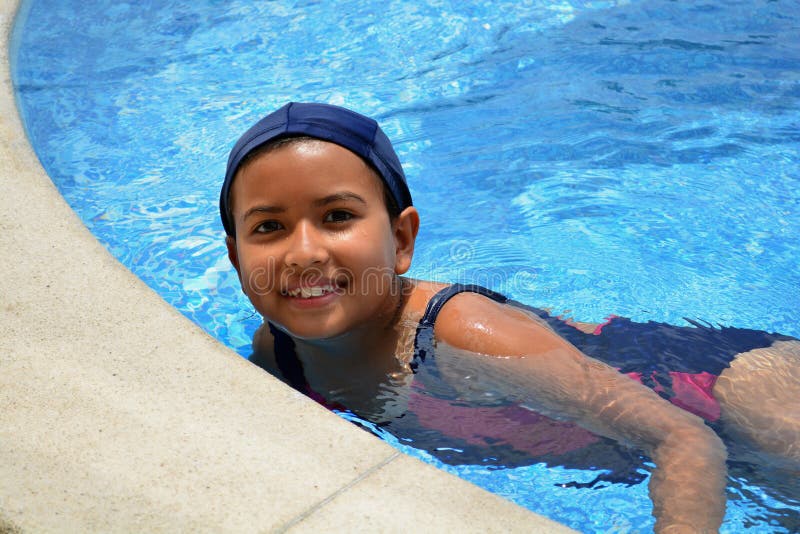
[221,102,799,533]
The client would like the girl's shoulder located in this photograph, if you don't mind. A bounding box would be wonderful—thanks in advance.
[402,279,559,358]
[401,278,449,314]
[430,287,560,358]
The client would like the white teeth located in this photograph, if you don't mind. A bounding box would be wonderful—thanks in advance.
[286,285,335,298]
[302,287,322,298]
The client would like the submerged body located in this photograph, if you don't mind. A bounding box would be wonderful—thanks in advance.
[251,281,800,472]
[222,102,800,532]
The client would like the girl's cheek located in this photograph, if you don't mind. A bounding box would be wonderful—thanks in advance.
[238,248,280,294]
[242,264,276,296]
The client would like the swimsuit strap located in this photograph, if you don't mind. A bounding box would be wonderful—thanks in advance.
[270,283,508,381]
[411,284,508,372]
[269,322,309,391]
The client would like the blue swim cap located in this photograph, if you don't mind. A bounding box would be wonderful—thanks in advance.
[220,102,413,236]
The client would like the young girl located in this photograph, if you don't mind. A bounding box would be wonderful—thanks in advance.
[221,102,799,532]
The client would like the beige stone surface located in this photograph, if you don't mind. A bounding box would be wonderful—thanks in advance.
[0,1,574,532]
[289,454,575,533]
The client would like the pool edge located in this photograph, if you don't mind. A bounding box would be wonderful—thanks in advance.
[0,1,575,532]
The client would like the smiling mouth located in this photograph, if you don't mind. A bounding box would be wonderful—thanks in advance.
[282,284,338,299]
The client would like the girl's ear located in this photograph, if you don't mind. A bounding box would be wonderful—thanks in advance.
[225,236,243,285]
[393,206,420,275]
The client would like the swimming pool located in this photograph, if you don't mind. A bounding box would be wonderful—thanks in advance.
[11,0,799,531]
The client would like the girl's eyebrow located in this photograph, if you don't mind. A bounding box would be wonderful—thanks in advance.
[313,192,367,207]
[242,205,285,221]
[241,192,367,221]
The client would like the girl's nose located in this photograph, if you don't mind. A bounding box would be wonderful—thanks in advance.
[283,221,329,268]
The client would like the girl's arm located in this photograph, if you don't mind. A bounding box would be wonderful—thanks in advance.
[433,293,727,533]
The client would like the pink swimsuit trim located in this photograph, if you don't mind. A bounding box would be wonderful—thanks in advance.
[624,370,720,421]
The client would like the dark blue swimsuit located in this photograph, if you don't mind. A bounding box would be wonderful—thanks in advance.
[255,284,794,481]
[264,283,793,422]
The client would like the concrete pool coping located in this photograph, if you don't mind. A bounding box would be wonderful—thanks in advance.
[0,1,576,532]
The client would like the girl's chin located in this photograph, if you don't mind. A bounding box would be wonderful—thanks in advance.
[280,327,348,343]
[266,315,350,342]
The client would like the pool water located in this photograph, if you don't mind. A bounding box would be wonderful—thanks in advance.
[11,0,799,531]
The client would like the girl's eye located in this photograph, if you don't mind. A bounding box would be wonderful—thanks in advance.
[324,210,354,223]
[255,220,283,234]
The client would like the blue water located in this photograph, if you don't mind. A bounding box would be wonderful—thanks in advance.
[11,0,800,531]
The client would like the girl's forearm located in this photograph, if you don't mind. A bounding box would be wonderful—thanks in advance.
[649,427,727,533]
[436,338,730,531]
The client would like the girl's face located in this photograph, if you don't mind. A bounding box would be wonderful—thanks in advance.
[226,140,416,341]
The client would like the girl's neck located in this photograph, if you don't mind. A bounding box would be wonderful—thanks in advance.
[293,276,413,378]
